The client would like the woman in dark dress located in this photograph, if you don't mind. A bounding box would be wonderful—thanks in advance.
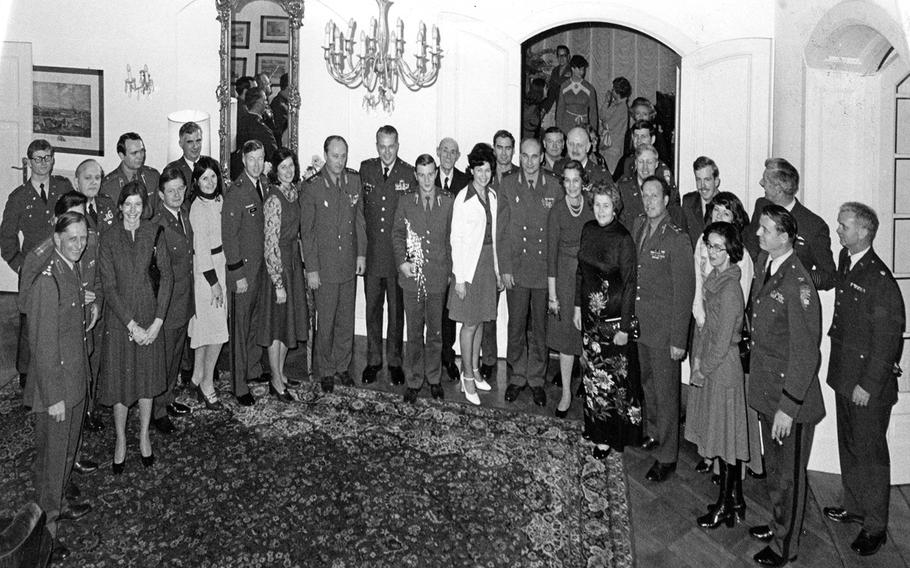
[573,182,641,459]
[258,148,308,402]
[546,160,594,417]
[98,181,173,473]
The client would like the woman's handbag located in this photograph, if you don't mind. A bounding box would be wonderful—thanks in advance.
[600,315,641,341]
[149,225,165,297]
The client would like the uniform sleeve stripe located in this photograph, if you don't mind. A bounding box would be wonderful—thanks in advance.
[211,245,223,255]
[227,260,244,271]
[782,389,803,405]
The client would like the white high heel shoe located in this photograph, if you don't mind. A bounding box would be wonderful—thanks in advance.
[459,374,481,405]
[472,368,492,391]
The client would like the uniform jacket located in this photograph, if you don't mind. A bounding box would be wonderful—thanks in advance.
[222,173,267,286]
[553,157,615,191]
[682,191,709,248]
[827,248,905,406]
[359,157,415,278]
[749,250,825,423]
[496,169,563,288]
[632,214,695,349]
[100,164,161,217]
[155,207,195,328]
[618,176,686,234]
[435,167,470,195]
[236,112,278,162]
[391,189,454,294]
[300,167,366,284]
[18,230,102,318]
[0,176,72,272]
[450,184,499,284]
[23,252,89,413]
[744,197,836,291]
[86,194,117,234]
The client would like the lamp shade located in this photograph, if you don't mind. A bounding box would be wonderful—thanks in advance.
[166,110,211,163]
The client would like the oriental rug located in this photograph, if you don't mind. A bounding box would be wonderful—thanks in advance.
[0,381,633,567]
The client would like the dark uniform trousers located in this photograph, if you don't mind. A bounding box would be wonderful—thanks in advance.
[639,343,681,464]
[506,287,547,387]
[481,294,500,367]
[441,286,458,366]
[35,398,84,536]
[403,289,445,388]
[230,264,266,396]
[154,326,188,420]
[365,275,404,368]
[314,278,357,377]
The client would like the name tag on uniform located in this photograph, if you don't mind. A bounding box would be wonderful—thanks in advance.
[849,282,866,293]
[650,250,666,260]
[542,197,554,209]
[245,204,257,215]
[395,181,410,193]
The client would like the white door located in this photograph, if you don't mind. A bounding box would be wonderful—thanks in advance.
[677,38,772,208]
[0,42,33,292]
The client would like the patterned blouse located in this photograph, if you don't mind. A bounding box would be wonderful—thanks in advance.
[263,183,299,289]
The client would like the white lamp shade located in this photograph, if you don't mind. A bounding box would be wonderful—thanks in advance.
[167,110,211,163]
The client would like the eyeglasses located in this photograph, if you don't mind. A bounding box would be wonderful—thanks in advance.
[30,155,53,164]
[706,243,727,254]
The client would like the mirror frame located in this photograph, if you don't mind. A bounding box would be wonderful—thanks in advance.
[216,0,304,178]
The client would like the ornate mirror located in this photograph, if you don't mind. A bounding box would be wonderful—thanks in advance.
[216,0,304,177]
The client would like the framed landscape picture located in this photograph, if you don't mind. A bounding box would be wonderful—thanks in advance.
[232,20,250,49]
[231,57,247,80]
[256,53,289,79]
[33,66,104,156]
[260,16,289,43]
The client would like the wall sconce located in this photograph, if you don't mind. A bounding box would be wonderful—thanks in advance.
[125,64,155,98]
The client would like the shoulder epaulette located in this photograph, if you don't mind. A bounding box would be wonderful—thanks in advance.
[344,167,359,175]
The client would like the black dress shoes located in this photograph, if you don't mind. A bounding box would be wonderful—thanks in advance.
[58,502,92,522]
[823,506,864,525]
[430,384,444,400]
[403,387,419,404]
[530,386,547,406]
[753,545,794,566]
[236,392,256,406]
[153,416,177,434]
[644,461,676,482]
[320,375,335,393]
[749,525,774,542]
[269,383,294,403]
[166,402,191,416]
[695,459,712,474]
[361,364,381,384]
[851,529,886,556]
[248,371,271,384]
[337,371,354,386]
[83,411,104,432]
[112,460,125,475]
[64,481,80,501]
[554,407,569,419]
[748,468,767,479]
[73,459,98,474]
[141,453,155,468]
[51,539,71,561]
[504,384,523,403]
[444,361,460,382]
[640,436,659,451]
[479,363,495,381]
[389,366,406,385]
[284,377,302,388]
[18,373,26,389]
[593,447,611,460]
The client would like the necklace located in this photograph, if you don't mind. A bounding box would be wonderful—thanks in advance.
[566,195,583,217]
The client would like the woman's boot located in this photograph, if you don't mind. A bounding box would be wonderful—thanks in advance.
[697,459,736,528]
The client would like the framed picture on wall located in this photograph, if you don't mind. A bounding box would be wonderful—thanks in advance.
[32,66,104,156]
[256,53,289,79]
[260,16,289,43]
[232,21,250,49]
[231,57,247,80]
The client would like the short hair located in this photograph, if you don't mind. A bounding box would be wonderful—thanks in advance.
[556,45,570,56]
[612,77,632,99]
[244,88,265,110]
[763,158,799,196]
[323,135,348,153]
[414,154,436,169]
[761,203,798,243]
[235,76,255,94]
[641,174,670,198]
[520,137,542,152]
[54,190,87,216]
[839,201,879,241]
[705,191,749,232]
[242,139,264,156]
[693,156,719,178]
[631,97,654,111]
[635,144,659,160]
[116,180,149,217]
[703,221,744,264]
[27,139,53,159]
[591,181,623,215]
[75,159,103,179]
[560,159,589,185]
[279,72,289,90]
[116,132,143,156]
[630,119,655,136]
[191,156,224,201]
[569,55,588,69]
[269,147,300,184]
[179,121,202,138]
[376,125,399,142]
[467,142,496,174]
[493,129,515,147]
[543,126,565,141]
[159,164,188,191]
[55,211,87,234]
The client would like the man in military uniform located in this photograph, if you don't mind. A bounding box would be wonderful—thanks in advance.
[554,127,614,189]
[1,139,73,388]
[681,156,721,248]
[614,119,675,185]
[493,130,518,185]
[822,202,905,557]
[359,125,412,386]
[617,144,684,230]
[301,135,366,393]
[151,167,194,432]
[74,159,116,235]
[235,89,278,173]
[393,154,454,402]
[222,140,269,406]
[24,212,94,560]
[164,122,203,205]
[743,158,836,291]
[499,138,563,406]
[633,175,694,482]
[100,132,161,216]
[541,127,565,173]
[748,204,824,567]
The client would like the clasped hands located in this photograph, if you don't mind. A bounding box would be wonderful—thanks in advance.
[128,318,163,345]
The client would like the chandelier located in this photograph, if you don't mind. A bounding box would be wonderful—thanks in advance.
[323,0,442,112]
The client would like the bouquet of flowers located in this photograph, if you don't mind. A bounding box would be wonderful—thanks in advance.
[404,218,427,300]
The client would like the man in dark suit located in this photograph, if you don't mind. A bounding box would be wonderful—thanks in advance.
[541,127,565,173]
[613,119,675,185]
[681,156,721,247]
[633,175,694,482]
[554,126,614,189]
[222,140,269,406]
[74,159,116,235]
[100,132,161,215]
[234,89,278,177]
[743,158,836,291]
[151,166,194,433]
[748,204,825,567]
[823,202,905,557]
[359,125,413,386]
[301,135,366,393]
[164,121,203,205]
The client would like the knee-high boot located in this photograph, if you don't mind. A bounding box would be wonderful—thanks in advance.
[697,459,736,529]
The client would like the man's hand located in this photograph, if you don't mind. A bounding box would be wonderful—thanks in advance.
[851,385,870,407]
[573,307,582,331]
[86,303,100,331]
[306,271,321,290]
[48,401,65,422]
[771,409,793,443]
[670,346,686,361]
[356,256,366,275]
[399,262,416,279]
[501,273,515,290]
[275,287,287,304]
[235,277,249,294]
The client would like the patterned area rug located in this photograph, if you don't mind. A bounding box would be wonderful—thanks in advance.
[0,381,633,567]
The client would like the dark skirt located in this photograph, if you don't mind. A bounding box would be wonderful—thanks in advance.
[547,252,582,355]
[257,241,309,349]
[98,314,166,407]
[447,244,497,325]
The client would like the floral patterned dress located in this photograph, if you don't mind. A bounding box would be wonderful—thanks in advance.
[575,218,642,450]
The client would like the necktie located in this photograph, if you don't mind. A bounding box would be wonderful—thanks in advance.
[528,179,535,191]
[425,196,432,212]
[383,166,389,181]
[89,203,98,224]
[39,183,47,204]
[178,213,186,235]
[843,254,852,275]
[763,261,773,287]
[444,177,450,192]
[255,180,263,202]
[639,223,651,254]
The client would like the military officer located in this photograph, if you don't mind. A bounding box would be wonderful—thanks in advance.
[100,132,161,217]
[554,126,614,190]
[222,140,269,406]
[823,202,904,557]
[74,159,116,235]
[1,139,73,388]
[25,212,94,558]
[499,138,563,406]
[633,175,695,482]
[493,130,519,185]
[164,122,203,205]
[359,125,413,386]
[301,135,366,393]
[747,204,824,567]
[613,119,676,186]
[617,144,684,230]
